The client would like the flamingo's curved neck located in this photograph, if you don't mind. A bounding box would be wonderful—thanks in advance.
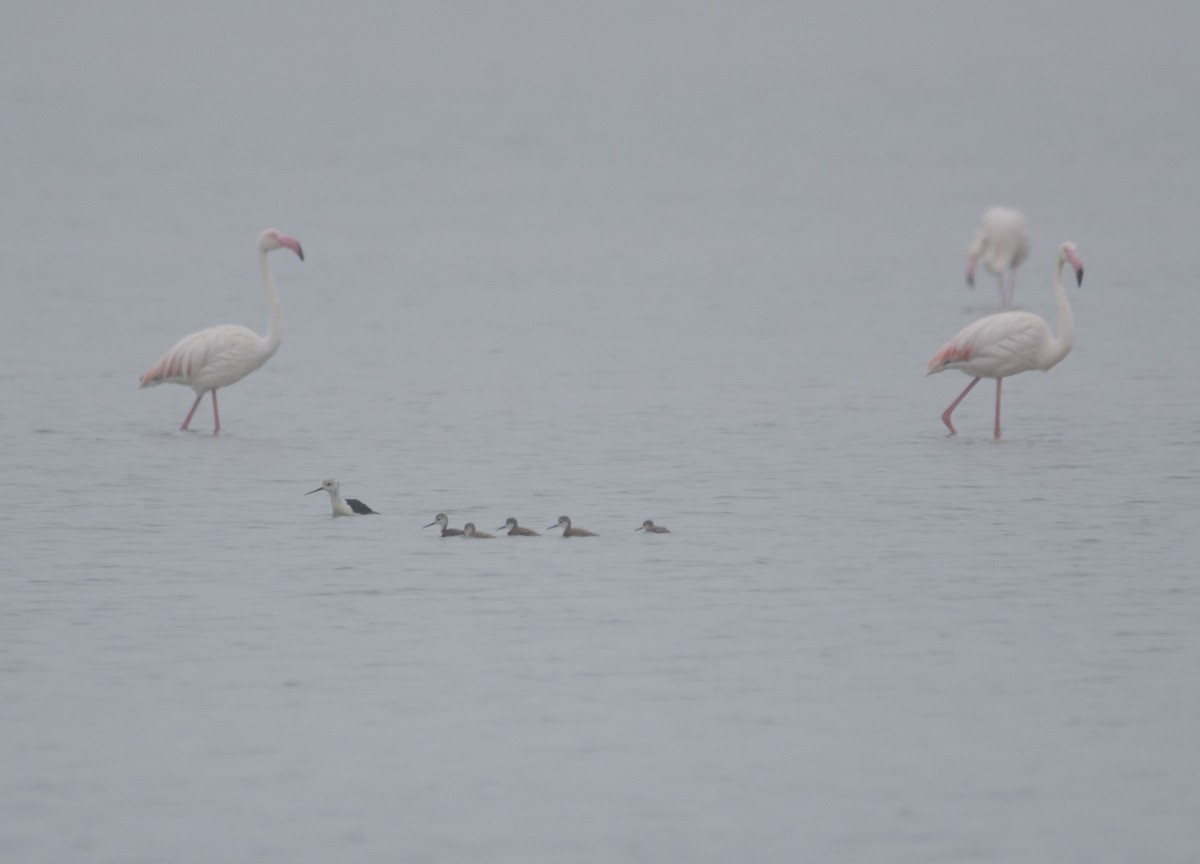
[261,249,283,351]
[1045,255,1075,369]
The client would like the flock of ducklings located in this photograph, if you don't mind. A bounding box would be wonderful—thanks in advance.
[307,479,668,536]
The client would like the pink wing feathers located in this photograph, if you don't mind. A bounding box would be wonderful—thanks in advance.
[928,312,1051,377]
[139,325,264,390]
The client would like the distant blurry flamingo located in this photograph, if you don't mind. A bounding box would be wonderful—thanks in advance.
[966,206,1031,308]
[929,241,1084,439]
[139,229,304,432]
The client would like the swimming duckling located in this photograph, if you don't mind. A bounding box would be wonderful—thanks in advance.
[497,517,540,536]
[423,512,463,537]
[548,515,597,537]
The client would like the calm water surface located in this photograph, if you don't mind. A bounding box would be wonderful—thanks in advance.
[3,2,1199,862]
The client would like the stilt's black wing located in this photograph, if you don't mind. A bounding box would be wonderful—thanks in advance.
[347,498,378,515]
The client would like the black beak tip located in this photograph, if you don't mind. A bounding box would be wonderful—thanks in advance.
[1076,267,1084,287]
[297,246,305,262]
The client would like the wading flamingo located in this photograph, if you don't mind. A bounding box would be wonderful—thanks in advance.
[139,229,304,432]
[967,206,1031,308]
[929,241,1084,439]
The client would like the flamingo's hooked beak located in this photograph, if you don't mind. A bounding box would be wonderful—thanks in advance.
[280,235,304,261]
[1065,249,1084,286]
[966,254,978,288]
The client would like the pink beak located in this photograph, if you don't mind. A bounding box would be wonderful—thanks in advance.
[280,235,304,261]
[1065,249,1084,286]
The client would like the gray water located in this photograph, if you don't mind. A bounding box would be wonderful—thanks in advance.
[3,2,1199,861]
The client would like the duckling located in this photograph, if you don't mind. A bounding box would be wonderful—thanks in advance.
[497,517,540,536]
[423,512,463,537]
[548,515,597,537]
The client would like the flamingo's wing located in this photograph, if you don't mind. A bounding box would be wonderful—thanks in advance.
[981,208,1032,272]
[139,325,262,389]
[928,312,1049,377]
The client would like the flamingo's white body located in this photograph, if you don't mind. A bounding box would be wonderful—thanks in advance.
[139,229,304,432]
[967,207,1031,308]
[929,241,1084,439]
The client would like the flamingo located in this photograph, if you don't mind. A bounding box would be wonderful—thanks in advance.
[966,206,1031,308]
[139,228,304,432]
[929,241,1084,439]
[305,478,378,516]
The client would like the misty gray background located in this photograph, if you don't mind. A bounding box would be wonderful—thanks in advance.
[3,1,1199,862]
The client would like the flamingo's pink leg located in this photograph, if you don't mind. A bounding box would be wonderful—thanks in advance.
[941,376,981,436]
[994,378,1003,439]
[180,393,205,431]
[211,390,221,434]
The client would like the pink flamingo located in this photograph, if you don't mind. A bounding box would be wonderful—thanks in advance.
[139,229,304,432]
[929,241,1084,439]
[966,206,1032,308]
